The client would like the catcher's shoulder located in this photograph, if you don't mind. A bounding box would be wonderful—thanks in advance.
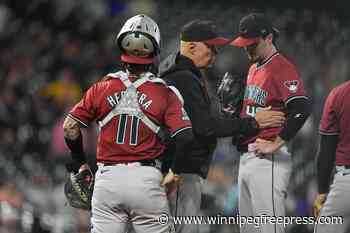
[100,71,125,82]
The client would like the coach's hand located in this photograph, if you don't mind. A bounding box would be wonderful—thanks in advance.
[161,169,181,195]
[313,193,327,218]
[255,106,285,129]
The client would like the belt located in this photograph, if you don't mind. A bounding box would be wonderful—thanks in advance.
[237,144,248,153]
[102,159,161,169]
[237,144,256,153]
[336,165,350,171]
[336,165,350,176]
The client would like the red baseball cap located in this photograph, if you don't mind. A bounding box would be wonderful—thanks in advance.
[231,13,279,47]
[231,37,261,47]
[181,20,231,45]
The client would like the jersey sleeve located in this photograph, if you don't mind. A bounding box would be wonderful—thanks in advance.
[68,84,98,127]
[275,64,308,105]
[164,89,192,137]
[319,90,339,135]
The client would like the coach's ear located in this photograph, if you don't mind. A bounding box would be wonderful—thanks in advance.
[265,33,273,44]
[188,42,196,55]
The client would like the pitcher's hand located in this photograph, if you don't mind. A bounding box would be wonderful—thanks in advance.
[252,137,286,157]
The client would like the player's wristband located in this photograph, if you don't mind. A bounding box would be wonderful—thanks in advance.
[64,133,86,164]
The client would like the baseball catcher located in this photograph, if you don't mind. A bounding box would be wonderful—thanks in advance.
[63,14,193,233]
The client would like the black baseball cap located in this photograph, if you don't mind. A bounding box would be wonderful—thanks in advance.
[181,20,231,45]
[231,13,279,47]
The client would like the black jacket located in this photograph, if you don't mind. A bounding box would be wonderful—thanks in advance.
[159,53,259,178]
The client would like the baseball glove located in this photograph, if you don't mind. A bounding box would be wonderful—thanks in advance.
[217,72,246,118]
[64,167,94,210]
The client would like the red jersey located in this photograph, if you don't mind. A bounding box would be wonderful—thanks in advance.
[239,53,308,145]
[69,72,191,163]
[319,81,350,165]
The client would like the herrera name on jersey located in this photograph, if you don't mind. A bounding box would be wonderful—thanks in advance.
[106,90,153,110]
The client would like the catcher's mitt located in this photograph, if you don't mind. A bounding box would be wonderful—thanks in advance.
[217,72,246,118]
[64,167,94,210]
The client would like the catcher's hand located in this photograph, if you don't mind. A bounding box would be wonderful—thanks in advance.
[64,163,94,210]
[161,169,182,195]
[217,72,246,118]
[313,193,327,218]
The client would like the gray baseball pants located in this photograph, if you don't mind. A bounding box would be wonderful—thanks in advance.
[314,166,350,233]
[238,146,292,233]
[90,163,174,233]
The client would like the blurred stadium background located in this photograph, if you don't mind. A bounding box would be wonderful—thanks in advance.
[0,0,349,232]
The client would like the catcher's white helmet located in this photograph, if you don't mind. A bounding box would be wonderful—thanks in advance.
[117,14,160,64]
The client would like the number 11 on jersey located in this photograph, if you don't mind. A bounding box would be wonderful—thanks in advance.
[116,114,140,146]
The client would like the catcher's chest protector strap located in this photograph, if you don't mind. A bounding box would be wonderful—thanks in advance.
[98,71,161,134]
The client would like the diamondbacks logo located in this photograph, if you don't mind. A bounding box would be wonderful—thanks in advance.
[284,80,299,93]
